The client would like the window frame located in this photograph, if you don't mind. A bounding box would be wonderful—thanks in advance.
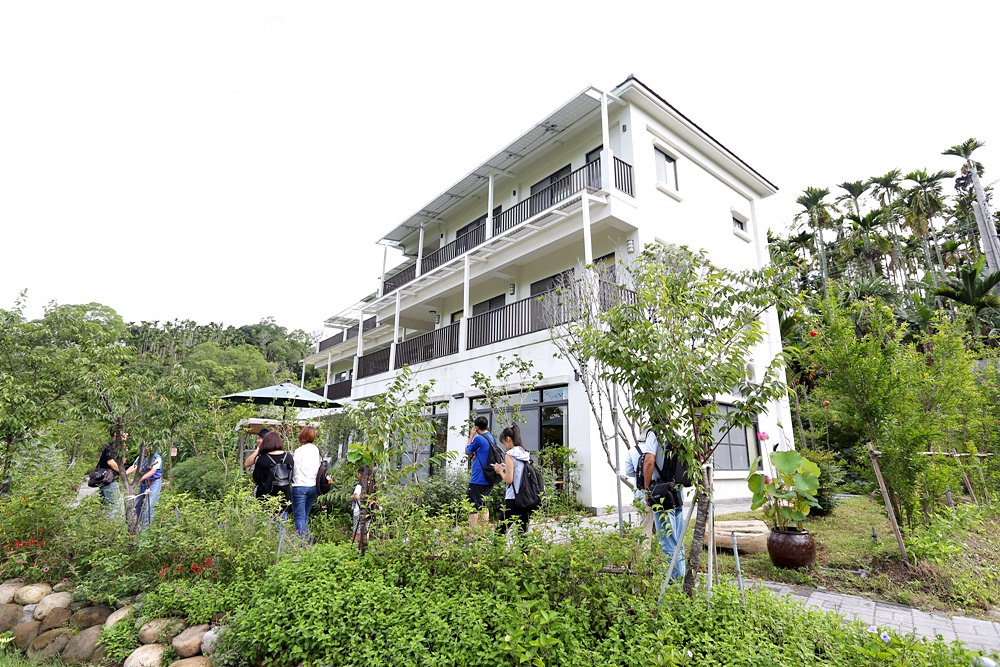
[653,143,683,201]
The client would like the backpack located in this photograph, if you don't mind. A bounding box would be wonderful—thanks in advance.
[638,447,690,510]
[266,453,292,494]
[481,432,505,485]
[513,458,544,510]
[316,459,331,495]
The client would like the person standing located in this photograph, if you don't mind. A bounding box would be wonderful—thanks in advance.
[127,449,163,529]
[243,428,271,469]
[624,443,656,539]
[640,427,690,581]
[291,426,321,538]
[465,416,496,528]
[252,431,293,517]
[95,430,123,514]
[492,424,535,535]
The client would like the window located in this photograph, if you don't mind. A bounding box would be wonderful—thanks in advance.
[733,216,746,232]
[585,146,602,188]
[530,270,574,296]
[731,210,751,241]
[455,205,503,240]
[712,404,755,471]
[472,386,569,456]
[451,294,506,323]
[655,147,679,192]
[530,165,572,216]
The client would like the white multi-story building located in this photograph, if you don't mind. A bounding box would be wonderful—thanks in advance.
[304,75,794,510]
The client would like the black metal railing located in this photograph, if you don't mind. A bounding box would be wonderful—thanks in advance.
[318,335,340,352]
[326,378,353,400]
[494,160,602,235]
[309,386,327,399]
[423,223,486,273]
[357,347,390,379]
[383,263,418,295]
[467,289,576,350]
[394,322,460,368]
[321,316,377,350]
[614,157,634,197]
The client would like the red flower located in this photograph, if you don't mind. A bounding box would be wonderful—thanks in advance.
[15,541,21,549]
[822,400,831,407]
[808,330,818,337]
[190,564,202,574]
[177,566,183,574]
[205,557,212,566]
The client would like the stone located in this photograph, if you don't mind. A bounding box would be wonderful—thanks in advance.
[210,611,227,625]
[71,604,114,628]
[124,643,167,667]
[706,519,770,554]
[12,620,41,650]
[69,601,91,612]
[200,626,223,656]
[27,627,75,660]
[138,617,185,644]
[14,582,51,605]
[0,580,23,604]
[91,645,108,666]
[21,604,37,623]
[172,624,210,658]
[105,604,134,628]
[0,603,23,632]
[34,591,74,619]
[61,624,103,665]
[39,606,72,632]
[169,658,213,667]
[53,580,74,593]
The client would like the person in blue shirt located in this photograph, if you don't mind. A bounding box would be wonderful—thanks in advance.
[465,416,496,528]
[127,450,163,530]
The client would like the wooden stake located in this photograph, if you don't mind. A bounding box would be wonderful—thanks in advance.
[952,448,979,505]
[867,443,908,563]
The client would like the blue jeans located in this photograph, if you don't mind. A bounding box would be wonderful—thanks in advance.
[99,482,118,516]
[654,504,686,581]
[291,486,318,536]
[136,478,162,529]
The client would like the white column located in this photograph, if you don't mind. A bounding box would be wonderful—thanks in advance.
[582,193,594,266]
[486,174,495,238]
[600,92,614,192]
[389,290,401,370]
[379,244,389,297]
[416,226,425,276]
[459,254,471,352]
[325,352,332,386]
[355,312,365,357]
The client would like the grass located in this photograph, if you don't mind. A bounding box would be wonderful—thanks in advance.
[0,646,66,666]
[713,495,1000,617]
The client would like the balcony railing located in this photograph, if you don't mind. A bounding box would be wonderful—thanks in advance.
[494,159,603,235]
[614,157,634,197]
[309,385,327,399]
[382,263,417,294]
[467,289,577,350]
[357,347,390,379]
[394,322,460,368]
[326,378,353,400]
[422,223,485,274]
[318,316,377,351]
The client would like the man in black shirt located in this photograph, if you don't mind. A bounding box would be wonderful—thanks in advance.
[96,431,125,512]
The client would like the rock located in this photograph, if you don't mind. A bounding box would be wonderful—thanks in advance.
[34,591,74,619]
[61,624,103,665]
[210,611,227,625]
[12,620,41,650]
[21,604,37,623]
[27,627,75,660]
[0,603,23,632]
[0,580,23,604]
[53,580,74,593]
[69,601,91,612]
[200,626,223,656]
[172,624,210,658]
[71,604,113,628]
[39,606,72,632]
[706,519,770,554]
[169,658,213,667]
[124,643,167,667]
[14,582,51,605]
[105,604,134,628]
[91,645,108,665]
[138,617,185,644]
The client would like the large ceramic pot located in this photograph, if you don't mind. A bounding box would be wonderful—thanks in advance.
[767,528,816,568]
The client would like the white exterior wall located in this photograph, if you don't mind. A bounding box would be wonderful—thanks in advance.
[312,85,793,511]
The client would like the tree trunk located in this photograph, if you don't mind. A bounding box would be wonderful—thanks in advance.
[0,437,15,496]
[682,466,712,596]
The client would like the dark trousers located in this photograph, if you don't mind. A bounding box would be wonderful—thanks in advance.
[499,499,532,535]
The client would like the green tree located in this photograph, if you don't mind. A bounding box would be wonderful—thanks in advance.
[182,342,274,395]
[932,257,1000,341]
[580,244,797,595]
[795,187,835,295]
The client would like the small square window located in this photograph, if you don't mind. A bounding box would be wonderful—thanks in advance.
[655,148,678,191]
[733,216,746,232]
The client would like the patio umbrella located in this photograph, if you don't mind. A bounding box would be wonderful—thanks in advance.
[221,381,341,416]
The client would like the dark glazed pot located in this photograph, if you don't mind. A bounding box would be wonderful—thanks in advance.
[767,528,816,568]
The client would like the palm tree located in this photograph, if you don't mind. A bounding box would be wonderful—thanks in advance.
[846,208,889,277]
[903,168,955,274]
[868,170,909,287]
[944,138,1000,274]
[933,257,1000,342]
[795,187,834,295]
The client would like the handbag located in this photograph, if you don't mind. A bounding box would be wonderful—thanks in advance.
[87,468,115,488]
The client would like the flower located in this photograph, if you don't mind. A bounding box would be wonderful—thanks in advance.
[880,631,891,644]
[764,475,773,484]
[757,431,769,441]
[190,564,203,574]
[822,400,830,407]
[42,566,49,573]
[808,329,818,337]
[687,650,693,658]
[867,625,878,635]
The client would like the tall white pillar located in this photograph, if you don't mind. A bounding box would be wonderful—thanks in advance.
[600,92,614,192]
[389,290,401,370]
[582,194,594,266]
[459,254,471,352]
[416,226,425,276]
[486,174,495,238]
[326,352,332,386]
[379,244,389,297]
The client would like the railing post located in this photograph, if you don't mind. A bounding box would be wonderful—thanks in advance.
[582,193,594,266]
[389,291,401,371]
[486,173,495,239]
[416,225,425,276]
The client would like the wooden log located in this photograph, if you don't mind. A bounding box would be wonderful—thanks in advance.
[704,520,770,554]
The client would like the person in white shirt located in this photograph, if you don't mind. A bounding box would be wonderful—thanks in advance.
[291,426,322,537]
[624,443,656,539]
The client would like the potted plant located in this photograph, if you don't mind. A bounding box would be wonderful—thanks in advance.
[748,450,822,568]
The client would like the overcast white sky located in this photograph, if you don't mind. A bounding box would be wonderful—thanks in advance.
[2,1,998,337]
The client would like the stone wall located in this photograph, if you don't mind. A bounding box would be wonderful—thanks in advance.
[1,578,223,667]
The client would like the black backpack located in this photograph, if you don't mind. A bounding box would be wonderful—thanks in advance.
[513,458,544,510]
[266,453,292,494]
[316,459,331,495]
[481,432,505,485]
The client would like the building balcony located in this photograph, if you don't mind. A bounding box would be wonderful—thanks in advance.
[394,321,460,369]
[317,316,377,353]
[380,157,633,296]
[326,378,353,400]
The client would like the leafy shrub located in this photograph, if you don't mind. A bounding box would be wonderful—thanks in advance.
[98,617,139,663]
[802,448,846,517]
[169,455,231,500]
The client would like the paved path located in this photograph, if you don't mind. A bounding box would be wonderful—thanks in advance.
[759,582,1000,654]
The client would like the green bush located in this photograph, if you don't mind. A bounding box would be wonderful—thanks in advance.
[802,448,846,518]
[98,617,139,663]
[169,455,232,500]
